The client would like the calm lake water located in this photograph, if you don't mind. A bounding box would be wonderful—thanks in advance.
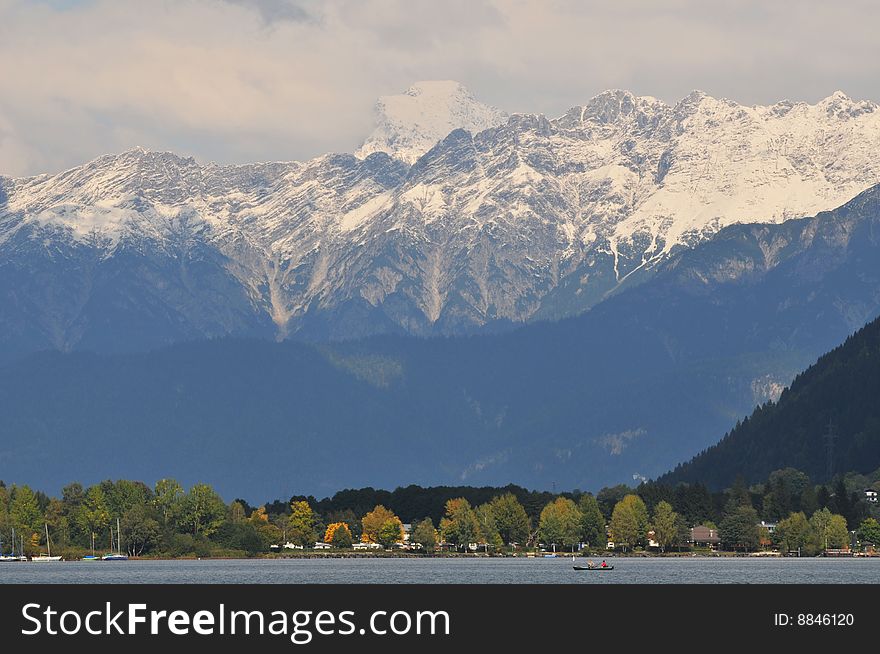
[2,557,879,584]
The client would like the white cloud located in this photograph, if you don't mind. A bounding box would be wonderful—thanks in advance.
[0,0,878,176]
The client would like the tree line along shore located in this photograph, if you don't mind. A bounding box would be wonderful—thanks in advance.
[1,466,878,560]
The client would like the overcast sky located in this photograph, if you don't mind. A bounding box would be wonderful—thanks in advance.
[1,0,878,176]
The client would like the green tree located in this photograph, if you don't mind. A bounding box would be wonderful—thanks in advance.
[10,485,42,536]
[774,512,812,555]
[762,468,810,521]
[727,475,753,510]
[377,518,404,549]
[76,485,111,550]
[153,478,184,527]
[411,518,437,551]
[577,494,605,549]
[538,498,582,551]
[287,500,317,547]
[799,485,819,517]
[181,484,226,536]
[59,483,85,543]
[475,503,503,549]
[120,505,160,556]
[439,498,480,551]
[101,479,152,518]
[809,508,835,550]
[857,518,880,545]
[651,501,681,552]
[826,513,850,549]
[719,505,760,551]
[488,493,531,546]
[609,494,649,552]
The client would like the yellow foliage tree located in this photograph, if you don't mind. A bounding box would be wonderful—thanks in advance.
[361,505,401,544]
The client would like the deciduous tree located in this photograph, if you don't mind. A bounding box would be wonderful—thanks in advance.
[361,505,400,545]
[120,505,160,556]
[609,494,648,552]
[411,518,437,551]
[10,485,42,536]
[651,501,680,552]
[488,493,530,546]
[181,484,226,537]
[719,505,760,551]
[577,494,605,548]
[439,498,479,551]
[287,500,317,547]
[377,518,404,549]
[538,498,582,551]
[324,522,353,548]
[475,503,503,549]
[774,512,811,555]
[76,485,110,547]
[857,517,880,545]
[153,479,184,527]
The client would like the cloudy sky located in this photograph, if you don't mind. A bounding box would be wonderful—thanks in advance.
[1,0,878,176]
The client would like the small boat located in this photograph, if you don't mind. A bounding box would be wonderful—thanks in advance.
[0,529,27,562]
[83,533,99,560]
[573,565,614,571]
[31,524,63,562]
[102,518,129,561]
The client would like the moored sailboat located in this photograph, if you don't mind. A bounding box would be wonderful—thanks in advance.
[31,524,63,562]
[102,518,129,561]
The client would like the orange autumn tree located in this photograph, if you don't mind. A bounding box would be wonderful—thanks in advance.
[324,522,353,548]
[361,505,403,545]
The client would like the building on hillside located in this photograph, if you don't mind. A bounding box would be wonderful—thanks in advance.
[865,489,878,504]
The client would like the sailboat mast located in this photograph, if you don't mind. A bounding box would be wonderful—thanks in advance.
[117,517,122,555]
[45,524,51,557]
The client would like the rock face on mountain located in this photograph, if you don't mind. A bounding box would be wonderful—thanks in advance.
[2,85,880,356]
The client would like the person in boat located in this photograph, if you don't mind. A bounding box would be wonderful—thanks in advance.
[600,560,608,568]
[587,560,595,569]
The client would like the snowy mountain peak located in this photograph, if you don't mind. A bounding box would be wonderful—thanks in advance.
[355,80,508,164]
[817,90,877,118]
[3,86,880,344]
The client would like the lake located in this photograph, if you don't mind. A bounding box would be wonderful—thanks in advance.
[2,556,879,584]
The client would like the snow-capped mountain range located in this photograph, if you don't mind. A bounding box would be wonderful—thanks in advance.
[2,82,880,351]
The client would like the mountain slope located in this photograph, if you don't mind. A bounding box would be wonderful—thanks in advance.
[659,313,880,490]
[2,185,879,498]
[2,87,880,352]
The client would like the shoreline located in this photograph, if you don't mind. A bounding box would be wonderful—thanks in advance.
[33,549,876,562]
